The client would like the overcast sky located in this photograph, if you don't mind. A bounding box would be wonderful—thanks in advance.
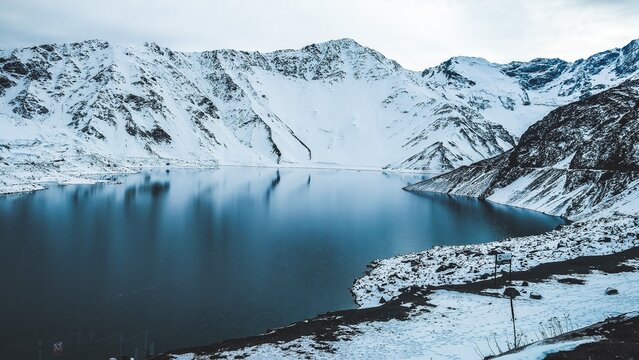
[1,0,638,70]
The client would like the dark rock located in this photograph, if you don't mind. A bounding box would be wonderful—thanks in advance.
[0,75,15,95]
[27,68,52,81]
[605,287,618,295]
[80,125,105,140]
[150,126,172,143]
[501,58,569,90]
[10,91,49,119]
[530,292,542,300]
[503,287,520,298]
[521,281,529,286]
[3,60,29,75]
[379,297,387,304]
[435,263,459,272]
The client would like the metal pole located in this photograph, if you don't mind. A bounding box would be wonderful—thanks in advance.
[38,340,42,360]
[510,297,517,347]
[119,332,123,356]
[144,330,148,357]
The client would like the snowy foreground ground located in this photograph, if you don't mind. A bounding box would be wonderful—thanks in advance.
[164,214,639,360]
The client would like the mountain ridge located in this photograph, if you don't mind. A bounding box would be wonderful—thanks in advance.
[406,75,639,220]
[1,37,639,192]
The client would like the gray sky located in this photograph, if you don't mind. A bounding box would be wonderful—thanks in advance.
[1,0,638,70]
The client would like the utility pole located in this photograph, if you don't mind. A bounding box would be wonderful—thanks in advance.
[509,260,512,284]
[503,287,520,349]
[510,296,516,347]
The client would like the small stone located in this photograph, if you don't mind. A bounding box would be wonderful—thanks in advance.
[530,292,542,300]
[435,263,458,272]
[605,287,618,295]
[379,296,387,304]
[522,281,529,286]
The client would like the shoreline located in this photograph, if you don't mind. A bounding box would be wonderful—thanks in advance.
[154,237,639,359]
[0,160,439,197]
[147,179,637,359]
[3,162,636,358]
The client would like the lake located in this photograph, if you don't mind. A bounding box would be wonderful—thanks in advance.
[0,167,565,358]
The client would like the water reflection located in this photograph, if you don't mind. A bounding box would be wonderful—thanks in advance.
[0,167,565,356]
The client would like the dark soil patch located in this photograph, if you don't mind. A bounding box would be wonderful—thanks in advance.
[544,314,639,359]
[486,313,639,359]
[150,286,434,359]
[557,277,586,285]
[438,246,639,295]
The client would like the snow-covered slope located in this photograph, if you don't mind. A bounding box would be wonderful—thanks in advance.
[1,38,639,191]
[407,76,639,220]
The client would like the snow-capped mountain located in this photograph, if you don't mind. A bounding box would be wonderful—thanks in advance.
[1,38,638,189]
[407,76,639,220]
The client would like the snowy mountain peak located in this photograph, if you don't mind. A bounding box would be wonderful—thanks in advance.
[1,37,639,189]
[306,37,364,51]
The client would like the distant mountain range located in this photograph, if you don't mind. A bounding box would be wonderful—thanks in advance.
[407,76,639,220]
[1,38,638,176]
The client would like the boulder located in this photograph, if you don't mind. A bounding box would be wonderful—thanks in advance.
[605,287,618,295]
[530,292,542,300]
[503,287,521,298]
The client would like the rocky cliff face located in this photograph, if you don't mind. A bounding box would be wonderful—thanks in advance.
[501,39,639,98]
[1,38,638,181]
[407,77,639,220]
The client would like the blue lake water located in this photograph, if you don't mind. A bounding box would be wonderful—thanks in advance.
[0,167,565,358]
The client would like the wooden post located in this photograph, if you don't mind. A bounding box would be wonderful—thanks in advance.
[509,260,512,284]
[510,297,517,347]
[144,330,148,357]
[38,340,42,360]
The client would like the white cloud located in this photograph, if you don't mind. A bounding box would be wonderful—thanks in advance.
[0,0,637,70]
